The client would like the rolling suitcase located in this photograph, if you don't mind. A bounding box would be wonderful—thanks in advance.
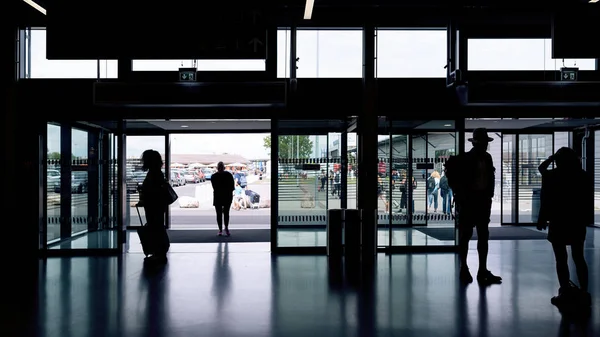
[136,206,154,257]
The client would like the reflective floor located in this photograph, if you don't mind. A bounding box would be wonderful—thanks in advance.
[16,229,600,337]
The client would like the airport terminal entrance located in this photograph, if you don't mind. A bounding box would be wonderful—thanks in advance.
[41,117,600,254]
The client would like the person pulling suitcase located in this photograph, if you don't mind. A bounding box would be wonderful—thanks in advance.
[136,150,178,265]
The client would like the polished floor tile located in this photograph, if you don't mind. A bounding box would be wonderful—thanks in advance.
[17,229,600,337]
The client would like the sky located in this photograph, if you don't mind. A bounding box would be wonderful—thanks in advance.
[27,29,595,79]
[47,124,270,159]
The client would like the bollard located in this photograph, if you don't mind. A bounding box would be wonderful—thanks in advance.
[327,209,344,258]
[344,209,361,263]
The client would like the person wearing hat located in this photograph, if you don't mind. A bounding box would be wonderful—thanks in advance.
[455,128,502,285]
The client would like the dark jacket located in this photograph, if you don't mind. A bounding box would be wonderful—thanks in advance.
[539,166,592,244]
[211,171,235,206]
[140,169,167,210]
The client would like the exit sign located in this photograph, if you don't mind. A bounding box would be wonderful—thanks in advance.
[179,68,196,82]
[560,67,578,81]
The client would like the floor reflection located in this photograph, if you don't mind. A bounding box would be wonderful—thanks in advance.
[26,232,600,337]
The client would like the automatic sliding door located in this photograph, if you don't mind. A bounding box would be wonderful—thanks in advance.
[124,136,166,227]
[277,133,329,247]
[517,134,553,223]
[46,123,62,243]
[385,121,459,249]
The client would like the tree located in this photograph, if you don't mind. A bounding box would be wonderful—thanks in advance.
[263,135,313,159]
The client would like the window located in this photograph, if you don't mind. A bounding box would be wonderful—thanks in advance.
[132,59,266,71]
[468,39,596,71]
[376,30,447,78]
[296,30,363,78]
[27,29,118,79]
[278,29,291,78]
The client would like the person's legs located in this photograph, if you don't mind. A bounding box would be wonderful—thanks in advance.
[433,192,438,211]
[569,242,589,292]
[223,203,231,231]
[475,223,490,272]
[551,242,570,291]
[458,221,474,283]
[428,193,433,208]
[215,206,223,232]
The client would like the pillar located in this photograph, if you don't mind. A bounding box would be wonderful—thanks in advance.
[358,24,378,263]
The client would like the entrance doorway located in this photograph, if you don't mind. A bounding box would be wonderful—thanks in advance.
[124,120,271,244]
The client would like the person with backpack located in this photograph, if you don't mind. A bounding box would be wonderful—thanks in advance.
[427,170,440,213]
[238,172,247,189]
[332,170,341,198]
[439,171,452,215]
[447,128,502,285]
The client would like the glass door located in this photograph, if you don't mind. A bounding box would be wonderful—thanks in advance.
[124,135,166,227]
[43,123,118,251]
[383,120,459,250]
[517,134,553,224]
[274,120,348,250]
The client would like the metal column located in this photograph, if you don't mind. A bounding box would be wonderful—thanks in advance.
[116,120,127,252]
[359,23,378,263]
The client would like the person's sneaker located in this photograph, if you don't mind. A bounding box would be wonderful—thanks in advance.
[225,230,231,237]
[460,267,473,284]
[477,270,502,285]
[218,231,223,236]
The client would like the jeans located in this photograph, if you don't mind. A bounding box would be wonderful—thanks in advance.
[442,189,453,214]
[428,191,438,210]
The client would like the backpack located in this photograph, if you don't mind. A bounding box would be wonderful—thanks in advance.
[439,175,449,191]
[427,177,436,192]
[334,172,340,183]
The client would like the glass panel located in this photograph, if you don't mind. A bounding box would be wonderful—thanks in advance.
[125,136,166,226]
[596,131,600,225]
[108,134,119,230]
[277,134,327,247]
[376,30,447,78]
[28,29,117,78]
[518,134,553,223]
[131,59,266,71]
[412,134,427,226]
[71,128,89,235]
[277,29,291,78]
[390,134,409,236]
[468,39,596,71]
[502,134,517,224]
[296,30,363,78]
[554,131,570,150]
[346,132,358,209]
[426,132,456,226]
[377,133,391,246]
[46,123,61,243]
[465,131,502,226]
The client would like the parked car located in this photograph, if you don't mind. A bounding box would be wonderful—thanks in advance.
[195,169,205,182]
[47,169,60,186]
[183,170,200,183]
[169,172,179,187]
[202,169,213,180]
[54,171,88,194]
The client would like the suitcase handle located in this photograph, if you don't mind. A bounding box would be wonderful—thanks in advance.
[135,205,145,226]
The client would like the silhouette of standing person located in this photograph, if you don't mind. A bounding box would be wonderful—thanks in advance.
[137,150,170,264]
[453,128,501,285]
[211,161,235,236]
[537,147,592,306]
